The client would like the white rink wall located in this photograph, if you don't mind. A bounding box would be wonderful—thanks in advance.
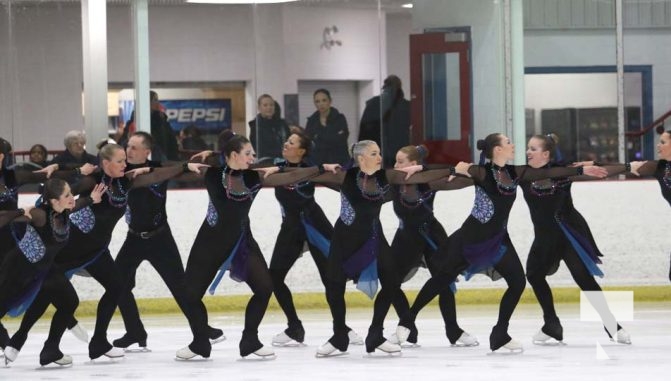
[20,180,670,301]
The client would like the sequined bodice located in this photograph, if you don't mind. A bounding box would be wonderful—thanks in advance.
[392,183,436,227]
[0,169,18,208]
[460,164,517,244]
[204,167,261,229]
[338,168,389,227]
[521,176,574,227]
[655,160,671,206]
[274,161,317,218]
[125,161,168,231]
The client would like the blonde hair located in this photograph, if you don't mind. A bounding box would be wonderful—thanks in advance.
[99,143,124,161]
[351,140,376,166]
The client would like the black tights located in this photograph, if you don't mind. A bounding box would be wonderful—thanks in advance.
[270,244,328,328]
[115,229,188,339]
[391,276,462,341]
[407,248,526,336]
[9,251,120,356]
[527,248,617,330]
[8,269,78,353]
[182,247,273,356]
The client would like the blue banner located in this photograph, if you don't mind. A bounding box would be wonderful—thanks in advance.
[162,99,232,132]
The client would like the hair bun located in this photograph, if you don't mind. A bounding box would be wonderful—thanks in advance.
[217,129,236,151]
[547,133,559,145]
[415,144,430,160]
[476,139,487,151]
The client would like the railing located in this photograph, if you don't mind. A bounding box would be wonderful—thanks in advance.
[625,109,671,138]
[10,150,64,165]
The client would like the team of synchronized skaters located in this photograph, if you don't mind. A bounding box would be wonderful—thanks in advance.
[0,127,669,367]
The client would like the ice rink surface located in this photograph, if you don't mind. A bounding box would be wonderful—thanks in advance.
[1,302,669,380]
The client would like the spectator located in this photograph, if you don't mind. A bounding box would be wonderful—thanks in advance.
[179,125,209,152]
[28,144,49,168]
[358,75,410,168]
[150,91,179,161]
[304,89,349,166]
[13,144,49,171]
[248,94,290,162]
[50,130,98,168]
[117,91,179,162]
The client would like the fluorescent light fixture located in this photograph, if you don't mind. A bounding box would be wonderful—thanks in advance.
[187,0,298,4]
[402,3,413,8]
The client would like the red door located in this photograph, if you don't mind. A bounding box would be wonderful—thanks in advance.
[410,32,472,164]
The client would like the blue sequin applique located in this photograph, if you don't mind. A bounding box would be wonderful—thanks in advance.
[17,224,46,263]
[0,185,18,203]
[124,205,131,225]
[206,199,218,227]
[470,186,494,223]
[340,194,355,225]
[69,206,95,233]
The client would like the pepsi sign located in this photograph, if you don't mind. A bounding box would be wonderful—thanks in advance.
[162,99,232,132]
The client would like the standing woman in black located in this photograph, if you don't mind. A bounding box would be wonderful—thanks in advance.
[176,131,335,360]
[307,140,457,357]
[522,134,634,345]
[304,89,350,166]
[387,145,478,347]
[248,94,290,162]
[1,179,105,366]
[395,133,608,352]
[5,143,206,362]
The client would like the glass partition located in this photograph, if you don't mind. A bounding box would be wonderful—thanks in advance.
[5,1,668,171]
[524,0,618,163]
[623,0,671,161]
[1,0,84,164]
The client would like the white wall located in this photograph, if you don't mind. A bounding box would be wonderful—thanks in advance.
[385,12,411,97]
[280,5,383,94]
[16,179,669,301]
[0,3,84,151]
[412,0,506,161]
[1,3,384,152]
[3,2,671,156]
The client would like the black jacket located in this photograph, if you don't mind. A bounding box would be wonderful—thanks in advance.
[248,115,290,161]
[358,95,410,168]
[50,150,98,168]
[305,107,350,166]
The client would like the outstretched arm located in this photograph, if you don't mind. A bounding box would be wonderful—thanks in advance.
[570,163,636,181]
[128,162,208,188]
[457,163,489,183]
[629,160,658,177]
[71,183,106,212]
[190,150,221,166]
[310,169,347,188]
[385,166,456,185]
[13,164,66,186]
[0,208,31,228]
[259,165,340,187]
[69,175,98,196]
[514,165,607,182]
[428,175,474,191]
